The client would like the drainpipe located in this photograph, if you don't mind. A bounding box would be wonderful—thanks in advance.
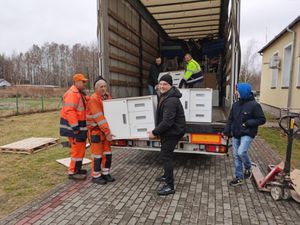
[286,27,296,109]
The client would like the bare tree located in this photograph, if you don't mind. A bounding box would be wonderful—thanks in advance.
[239,39,261,90]
[0,42,99,87]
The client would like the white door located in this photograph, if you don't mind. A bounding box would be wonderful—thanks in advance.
[103,99,130,139]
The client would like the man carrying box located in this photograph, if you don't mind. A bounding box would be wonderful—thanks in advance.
[87,77,115,185]
[148,74,186,195]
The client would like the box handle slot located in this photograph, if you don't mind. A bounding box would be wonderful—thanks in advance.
[136,116,146,120]
[122,114,127,124]
[137,128,147,132]
[135,103,145,108]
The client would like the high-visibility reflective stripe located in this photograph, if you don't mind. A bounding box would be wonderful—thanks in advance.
[102,171,109,175]
[87,112,103,119]
[63,102,77,107]
[60,124,87,131]
[87,121,98,126]
[186,69,194,73]
[77,98,86,111]
[60,125,73,130]
[97,119,107,126]
[70,123,79,127]
[186,76,204,84]
[77,106,85,111]
[93,173,101,178]
[103,152,112,155]
[92,154,102,159]
[71,157,83,161]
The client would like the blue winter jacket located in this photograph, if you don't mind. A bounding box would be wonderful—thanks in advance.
[223,93,266,138]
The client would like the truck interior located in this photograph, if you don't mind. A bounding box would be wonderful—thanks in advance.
[97,0,241,121]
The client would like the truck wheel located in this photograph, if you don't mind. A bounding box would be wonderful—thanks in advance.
[282,188,291,200]
[270,186,283,201]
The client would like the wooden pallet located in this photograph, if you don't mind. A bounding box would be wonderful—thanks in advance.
[0,137,60,154]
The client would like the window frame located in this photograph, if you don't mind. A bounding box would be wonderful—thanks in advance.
[281,42,293,88]
[270,51,279,89]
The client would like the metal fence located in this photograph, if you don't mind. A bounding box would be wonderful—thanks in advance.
[0,96,63,117]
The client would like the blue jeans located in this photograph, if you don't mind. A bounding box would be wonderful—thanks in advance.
[148,85,156,95]
[232,136,253,179]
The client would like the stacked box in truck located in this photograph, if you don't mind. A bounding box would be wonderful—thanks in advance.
[97,0,241,155]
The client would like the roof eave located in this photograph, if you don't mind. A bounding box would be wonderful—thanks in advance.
[258,15,300,54]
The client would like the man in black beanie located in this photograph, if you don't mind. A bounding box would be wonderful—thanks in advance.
[148,74,186,195]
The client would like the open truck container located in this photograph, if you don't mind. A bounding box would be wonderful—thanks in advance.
[97,0,241,155]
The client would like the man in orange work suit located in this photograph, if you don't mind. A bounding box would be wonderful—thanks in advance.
[60,73,88,180]
[87,77,115,185]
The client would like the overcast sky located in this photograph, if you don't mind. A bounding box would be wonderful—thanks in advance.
[0,0,299,56]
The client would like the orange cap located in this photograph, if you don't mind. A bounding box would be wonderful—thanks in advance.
[73,73,88,82]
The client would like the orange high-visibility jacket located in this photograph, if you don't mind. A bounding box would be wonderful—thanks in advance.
[60,85,87,140]
[87,93,111,139]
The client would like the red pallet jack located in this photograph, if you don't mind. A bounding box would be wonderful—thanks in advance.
[252,113,300,202]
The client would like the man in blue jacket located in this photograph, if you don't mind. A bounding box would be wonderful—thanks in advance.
[223,83,266,186]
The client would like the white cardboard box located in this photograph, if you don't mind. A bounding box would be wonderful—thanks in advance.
[103,95,157,140]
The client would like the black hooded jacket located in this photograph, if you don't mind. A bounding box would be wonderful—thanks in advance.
[223,94,266,138]
[148,63,163,87]
[152,87,186,139]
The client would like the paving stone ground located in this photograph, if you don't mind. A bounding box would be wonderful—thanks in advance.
[1,137,300,225]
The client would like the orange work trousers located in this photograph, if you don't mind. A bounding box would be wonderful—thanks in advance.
[68,137,86,174]
[88,131,112,178]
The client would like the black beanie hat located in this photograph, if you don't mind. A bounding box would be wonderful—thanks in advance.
[94,76,107,87]
[159,74,173,86]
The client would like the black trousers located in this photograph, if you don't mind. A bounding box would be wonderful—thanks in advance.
[160,137,180,189]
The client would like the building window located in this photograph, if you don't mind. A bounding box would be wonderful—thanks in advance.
[270,52,279,88]
[282,43,293,88]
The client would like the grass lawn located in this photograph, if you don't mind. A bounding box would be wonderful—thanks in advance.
[0,97,62,117]
[259,127,300,168]
[0,111,90,219]
[264,111,278,122]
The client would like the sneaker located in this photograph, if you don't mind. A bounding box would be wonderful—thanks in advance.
[244,169,253,179]
[68,173,87,180]
[158,185,175,196]
[77,169,87,175]
[102,174,115,182]
[229,178,244,186]
[155,176,167,182]
[92,176,107,185]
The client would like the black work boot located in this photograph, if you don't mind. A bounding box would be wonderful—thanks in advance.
[155,176,167,182]
[68,173,86,180]
[77,169,87,175]
[158,185,175,196]
[92,176,107,185]
[102,174,115,182]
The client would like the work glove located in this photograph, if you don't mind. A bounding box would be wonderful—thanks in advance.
[179,79,187,88]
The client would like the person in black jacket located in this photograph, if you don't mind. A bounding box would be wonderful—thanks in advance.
[148,74,186,195]
[148,57,164,95]
[223,83,266,186]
